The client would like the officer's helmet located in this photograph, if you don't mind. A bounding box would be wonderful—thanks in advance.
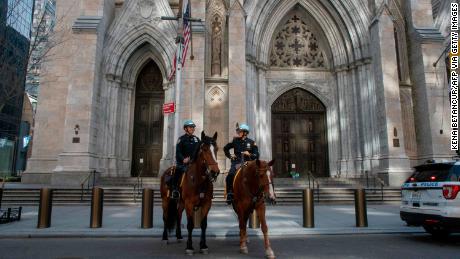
[183,120,196,129]
[238,124,250,133]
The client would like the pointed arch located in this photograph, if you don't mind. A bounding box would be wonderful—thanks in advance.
[247,0,371,68]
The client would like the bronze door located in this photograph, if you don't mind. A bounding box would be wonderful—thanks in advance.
[132,61,164,177]
[271,88,328,178]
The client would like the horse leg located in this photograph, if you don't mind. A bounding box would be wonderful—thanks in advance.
[162,214,168,243]
[238,211,249,254]
[199,202,211,254]
[185,204,194,255]
[257,205,275,259]
[162,198,168,243]
[198,215,208,254]
[176,200,184,241]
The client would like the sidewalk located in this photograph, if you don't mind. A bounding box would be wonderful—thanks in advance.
[0,205,424,238]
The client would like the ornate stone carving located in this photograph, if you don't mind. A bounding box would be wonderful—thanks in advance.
[138,0,154,19]
[272,88,325,113]
[137,61,163,93]
[270,13,326,68]
[211,15,222,76]
[208,86,224,104]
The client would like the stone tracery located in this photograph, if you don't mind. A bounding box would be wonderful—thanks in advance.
[270,13,327,68]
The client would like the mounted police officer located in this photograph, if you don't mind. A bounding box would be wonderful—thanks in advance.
[224,123,259,204]
[171,120,201,199]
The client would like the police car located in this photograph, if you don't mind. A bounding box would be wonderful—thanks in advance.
[400,161,460,237]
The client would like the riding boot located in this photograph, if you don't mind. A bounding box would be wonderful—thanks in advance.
[226,174,234,204]
[171,167,183,199]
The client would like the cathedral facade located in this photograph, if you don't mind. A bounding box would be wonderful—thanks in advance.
[23,0,453,186]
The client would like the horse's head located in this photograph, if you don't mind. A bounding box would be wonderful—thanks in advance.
[199,131,220,181]
[256,159,276,204]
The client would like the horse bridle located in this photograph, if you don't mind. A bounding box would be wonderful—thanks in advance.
[248,165,276,203]
[200,142,219,182]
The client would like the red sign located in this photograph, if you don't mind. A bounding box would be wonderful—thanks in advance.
[163,102,175,114]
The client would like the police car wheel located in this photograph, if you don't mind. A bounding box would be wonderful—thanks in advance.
[423,225,451,238]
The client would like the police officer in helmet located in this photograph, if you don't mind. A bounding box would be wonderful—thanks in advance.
[171,120,201,199]
[224,123,259,204]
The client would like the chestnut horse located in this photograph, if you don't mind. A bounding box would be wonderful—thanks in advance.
[160,131,220,255]
[232,159,276,259]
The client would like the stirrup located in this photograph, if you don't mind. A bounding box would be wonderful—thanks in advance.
[171,189,180,199]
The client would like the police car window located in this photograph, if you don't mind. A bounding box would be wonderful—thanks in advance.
[410,164,454,182]
[412,170,449,181]
[447,166,460,181]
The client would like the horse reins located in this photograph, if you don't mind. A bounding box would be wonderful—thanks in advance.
[199,142,219,182]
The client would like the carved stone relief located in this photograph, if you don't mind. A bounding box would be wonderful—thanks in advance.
[211,15,223,76]
[138,0,154,19]
[270,13,327,68]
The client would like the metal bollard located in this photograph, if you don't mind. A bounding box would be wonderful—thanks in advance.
[249,211,260,229]
[303,188,315,228]
[90,187,104,228]
[193,207,202,229]
[37,188,53,228]
[0,187,3,209]
[354,189,368,227]
[141,188,154,228]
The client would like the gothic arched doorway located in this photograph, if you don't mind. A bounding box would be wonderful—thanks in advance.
[271,88,328,178]
[131,60,164,177]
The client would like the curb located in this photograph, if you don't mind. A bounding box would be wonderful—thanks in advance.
[0,228,425,239]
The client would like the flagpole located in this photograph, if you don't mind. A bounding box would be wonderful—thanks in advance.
[173,40,183,164]
[161,0,201,166]
[173,0,185,165]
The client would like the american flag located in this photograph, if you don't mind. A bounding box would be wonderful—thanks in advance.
[168,0,191,81]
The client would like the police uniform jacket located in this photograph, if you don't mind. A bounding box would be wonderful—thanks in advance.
[224,137,259,162]
[176,134,201,165]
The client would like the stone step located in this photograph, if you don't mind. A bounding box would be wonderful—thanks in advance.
[1,187,401,206]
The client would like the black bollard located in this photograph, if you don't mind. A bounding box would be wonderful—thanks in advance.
[0,186,3,209]
[141,188,154,228]
[249,211,260,229]
[302,188,315,228]
[90,187,104,228]
[354,189,368,227]
[37,188,53,228]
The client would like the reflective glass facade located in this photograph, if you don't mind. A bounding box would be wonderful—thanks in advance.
[7,0,34,38]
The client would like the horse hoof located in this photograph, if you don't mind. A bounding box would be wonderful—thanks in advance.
[176,238,183,243]
[265,248,275,259]
[185,249,194,256]
[240,246,248,254]
[162,240,169,245]
[200,248,209,254]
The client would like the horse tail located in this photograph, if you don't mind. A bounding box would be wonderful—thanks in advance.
[166,198,178,232]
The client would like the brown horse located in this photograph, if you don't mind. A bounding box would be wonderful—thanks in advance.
[232,159,276,258]
[160,131,220,254]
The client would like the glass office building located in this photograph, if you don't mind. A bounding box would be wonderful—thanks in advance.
[0,0,34,176]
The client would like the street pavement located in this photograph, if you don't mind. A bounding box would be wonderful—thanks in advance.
[0,234,459,258]
[0,204,424,238]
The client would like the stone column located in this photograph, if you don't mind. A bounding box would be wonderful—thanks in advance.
[358,60,373,172]
[336,69,351,176]
[104,77,120,177]
[180,0,206,132]
[228,0,247,142]
[405,0,453,162]
[257,64,270,160]
[370,10,411,186]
